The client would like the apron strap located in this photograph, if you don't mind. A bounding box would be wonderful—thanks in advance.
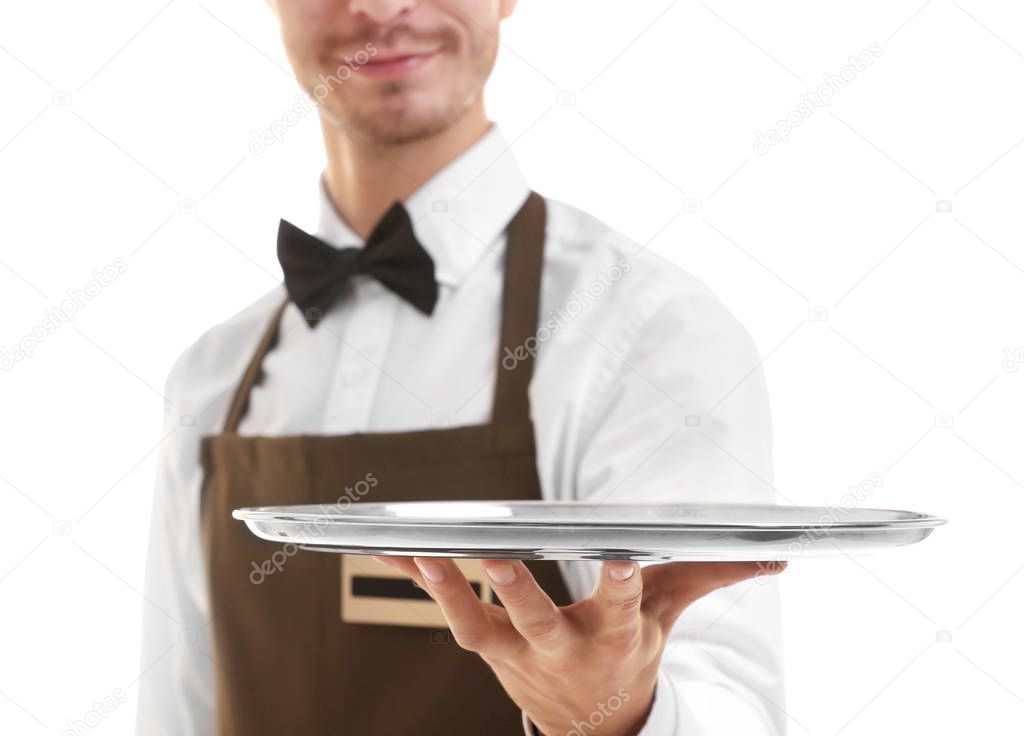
[491,191,547,425]
[219,191,547,434]
[221,296,290,434]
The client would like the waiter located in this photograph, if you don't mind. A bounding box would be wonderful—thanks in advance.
[138,1,787,734]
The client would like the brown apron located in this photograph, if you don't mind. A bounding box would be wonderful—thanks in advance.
[199,192,572,735]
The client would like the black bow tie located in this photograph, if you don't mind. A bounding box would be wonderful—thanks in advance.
[277,202,438,327]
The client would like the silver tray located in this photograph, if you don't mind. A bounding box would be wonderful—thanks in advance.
[232,501,947,561]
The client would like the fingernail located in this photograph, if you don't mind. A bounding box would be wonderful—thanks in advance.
[484,562,517,585]
[609,564,636,581]
[415,558,446,583]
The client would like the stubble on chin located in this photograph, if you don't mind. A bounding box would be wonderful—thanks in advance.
[320,82,472,147]
[301,31,495,147]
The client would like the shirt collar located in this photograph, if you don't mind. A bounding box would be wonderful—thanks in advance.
[314,123,531,288]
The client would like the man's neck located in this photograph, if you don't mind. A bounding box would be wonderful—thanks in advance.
[319,104,491,239]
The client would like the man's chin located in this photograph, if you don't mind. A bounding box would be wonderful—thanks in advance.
[332,106,461,147]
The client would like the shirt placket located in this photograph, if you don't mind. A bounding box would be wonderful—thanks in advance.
[322,280,397,433]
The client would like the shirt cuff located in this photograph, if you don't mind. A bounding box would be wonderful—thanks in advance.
[520,670,681,736]
[640,670,781,736]
[636,669,686,736]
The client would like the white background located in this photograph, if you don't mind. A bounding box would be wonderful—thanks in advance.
[2,1,1022,734]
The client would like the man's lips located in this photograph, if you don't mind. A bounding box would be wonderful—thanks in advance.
[338,48,442,80]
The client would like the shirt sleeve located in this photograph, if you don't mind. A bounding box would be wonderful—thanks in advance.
[135,352,215,736]
[552,287,787,736]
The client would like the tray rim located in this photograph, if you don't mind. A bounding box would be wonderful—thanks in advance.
[232,500,949,533]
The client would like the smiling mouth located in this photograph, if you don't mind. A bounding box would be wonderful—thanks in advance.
[336,48,443,81]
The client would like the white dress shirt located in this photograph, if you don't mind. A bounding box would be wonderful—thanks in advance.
[137,124,785,735]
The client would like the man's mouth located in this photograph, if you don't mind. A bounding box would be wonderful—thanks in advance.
[339,47,442,81]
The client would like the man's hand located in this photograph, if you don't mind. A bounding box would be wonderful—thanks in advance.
[372,556,786,736]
